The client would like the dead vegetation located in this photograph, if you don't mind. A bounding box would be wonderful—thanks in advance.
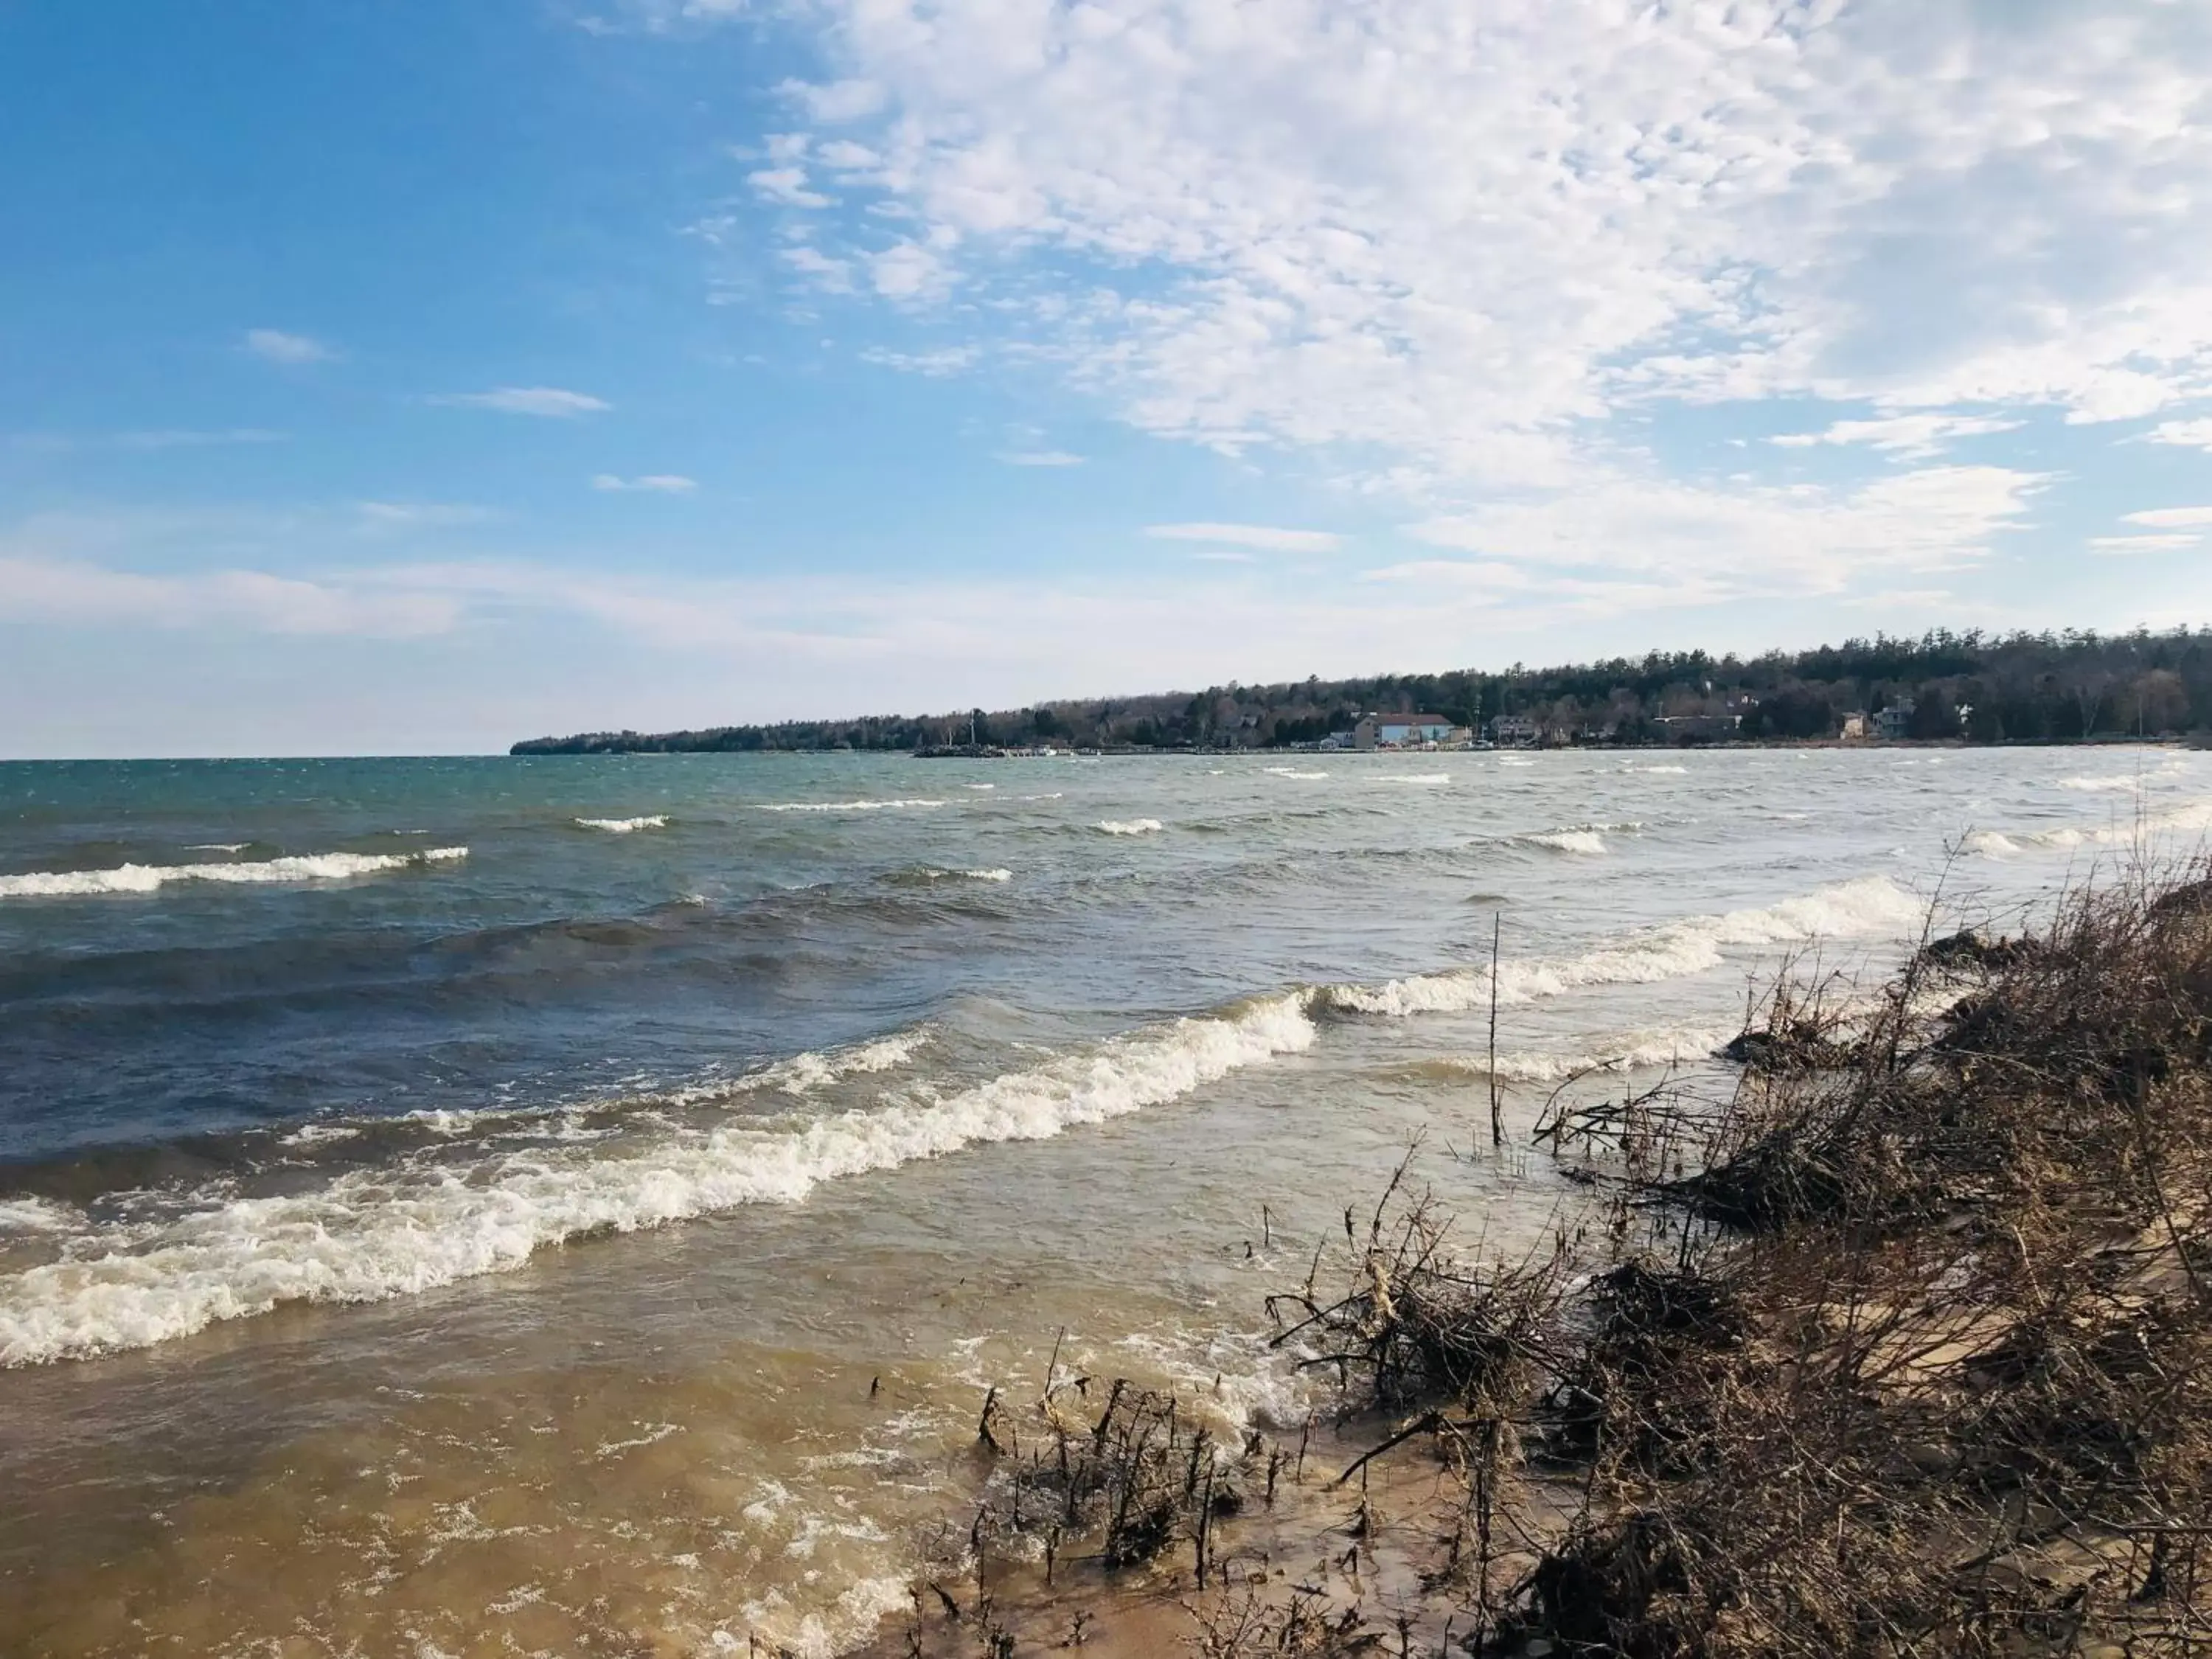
[872,861,2212,1657]
[1499,861,2212,1656]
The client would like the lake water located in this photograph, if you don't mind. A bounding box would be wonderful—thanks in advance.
[0,746,2202,1655]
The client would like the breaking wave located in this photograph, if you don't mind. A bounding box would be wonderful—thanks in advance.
[1377,773,1450,785]
[1394,1023,1739,1085]
[1522,830,1608,855]
[0,998,1314,1366]
[1318,875,1924,1020]
[1262,767,1329,780]
[1096,818,1164,836]
[575,815,668,833]
[0,847,467,901]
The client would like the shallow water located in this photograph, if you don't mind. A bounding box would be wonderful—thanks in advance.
[0,746,2201,1654]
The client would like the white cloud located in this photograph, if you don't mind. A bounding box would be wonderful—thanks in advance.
[0,554,459,638]
[2146,417,2212,454]
[430,387,611,417]
[243,329,333,365]
[859,345,975,377]
[749,166,832,207]
[1770,413,2024,462]
[355,501,497,527]
[2090,534,2198,555]
[591,473,698,493]
[2123,507,2212,529]
[1408,465,2045,595]
[1146,522,1342,554]
[757,1,2212,493]
[998,450,1082,467]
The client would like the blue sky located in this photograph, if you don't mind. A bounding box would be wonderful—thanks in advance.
[4,0,2211,756]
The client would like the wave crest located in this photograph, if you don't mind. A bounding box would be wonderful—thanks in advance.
[0,847,467,901]
[0,998,1312,1366]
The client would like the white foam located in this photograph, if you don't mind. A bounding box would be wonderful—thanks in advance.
[1096,818,1164,835]
[914,868,1012,883]
[279,1122,365,1148]
[186,842,251,852]
[1378,773,1450,785]
[964,783,995,791]
[0,847,467,900]
[1263,767,1329,780]
[1627,765,1688,774]
[575,815,668,832]
[1966,796,2212,858]
[0,998,1313,1366]
[1523,830,1608,855]
[1322,875,1924,1020]
[0,1199,83,1236]
[1420,1024,1739,1084]
[754,799,945,813]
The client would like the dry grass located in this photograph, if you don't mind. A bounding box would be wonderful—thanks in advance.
[875,863,2212,1658]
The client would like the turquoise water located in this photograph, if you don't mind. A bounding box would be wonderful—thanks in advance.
[0,747,2199,1653]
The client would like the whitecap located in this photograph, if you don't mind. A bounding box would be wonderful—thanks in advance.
[1377,773,1449,785]
[1522,830,1608,855]
[1262,767,1329,780]
[1096,818,1164,836]
[575,815,668,833]
[0,846,467,901]
[0,997,1313,1366]
[1321,875,1925,1020]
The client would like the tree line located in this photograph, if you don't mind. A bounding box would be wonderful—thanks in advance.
[509,626,2212,754]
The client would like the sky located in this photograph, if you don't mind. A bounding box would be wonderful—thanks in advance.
[4,0,2212,757]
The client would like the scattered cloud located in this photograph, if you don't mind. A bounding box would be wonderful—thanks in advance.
[998,450,1082,467]
[1407,466,2047,596]
[429,387,611,417]
[591,473,698,493]
[2123,507,2212,529]
[749,166,831,208]
[2090,535,2199,555]
[1146,523,1342,554]
[2146,418,2212,455]
[1770,414,2025,462]
[243,329,333,365]
[0,553,459,638]
[751,1,2212,504]
[859,345,975,377]
[355,501,498,528]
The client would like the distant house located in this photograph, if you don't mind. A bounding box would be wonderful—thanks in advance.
[1489,714,1540,747]
[1352,712,1456,750]
[1840,712,1869,741]
[1874,703,1916,741]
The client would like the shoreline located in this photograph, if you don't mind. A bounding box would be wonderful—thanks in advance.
[831,870,2212,1657]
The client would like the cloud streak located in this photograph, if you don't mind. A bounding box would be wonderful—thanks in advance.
[430,387,611,417]
[243,329,333,365]
[1146,523,1341,554]
[591,473,698,493]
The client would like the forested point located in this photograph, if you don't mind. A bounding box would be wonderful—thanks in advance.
[510,626,2212,754]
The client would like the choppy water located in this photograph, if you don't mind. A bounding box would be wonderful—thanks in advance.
[0,747,2202,1655]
